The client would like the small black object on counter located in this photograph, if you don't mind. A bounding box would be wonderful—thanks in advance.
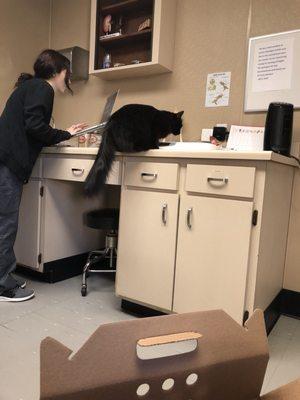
[212,126,229,142]
[264,102,294,157]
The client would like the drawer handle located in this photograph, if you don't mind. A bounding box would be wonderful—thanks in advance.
[207,177,228,184]
[187,207,193,229]
[162,203,168,225]
[141,172,158,180]
[72,168,85,176]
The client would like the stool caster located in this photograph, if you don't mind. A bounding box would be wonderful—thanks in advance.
[81,285,87,297]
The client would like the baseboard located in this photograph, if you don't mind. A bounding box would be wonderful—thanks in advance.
[121,300,166,318]
[264,289,300,334]
[43,253,89,283]
[16,264,48,282]
[280,289,300,319]
[264,292,282,334]
[122,289,300,333]
[17,251,111,283]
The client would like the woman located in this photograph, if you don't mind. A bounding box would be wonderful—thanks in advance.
[0,49,87,302]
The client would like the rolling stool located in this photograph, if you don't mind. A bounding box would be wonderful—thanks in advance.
[81,208,119,297]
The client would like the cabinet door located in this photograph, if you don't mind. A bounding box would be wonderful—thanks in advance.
[116,189,179,311]
[41,180,103,263]
[173,195,253,323]
[15,179,42,270]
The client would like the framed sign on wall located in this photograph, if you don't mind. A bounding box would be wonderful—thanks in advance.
[244,29,300,112]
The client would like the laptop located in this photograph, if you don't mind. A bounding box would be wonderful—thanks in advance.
[73,89,119,137]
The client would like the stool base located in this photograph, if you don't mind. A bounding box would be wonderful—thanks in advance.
[81,245,117,297]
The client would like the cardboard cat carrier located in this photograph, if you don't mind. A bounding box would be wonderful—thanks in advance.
[40,309,300,399]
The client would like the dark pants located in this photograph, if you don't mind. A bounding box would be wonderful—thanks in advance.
[0,163,23,295]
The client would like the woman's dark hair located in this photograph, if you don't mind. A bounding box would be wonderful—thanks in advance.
[15,49,72,93]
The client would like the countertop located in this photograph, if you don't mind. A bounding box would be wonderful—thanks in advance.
[42,144,299,167]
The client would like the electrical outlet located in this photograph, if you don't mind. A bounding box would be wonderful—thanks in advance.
[201,129,213,142]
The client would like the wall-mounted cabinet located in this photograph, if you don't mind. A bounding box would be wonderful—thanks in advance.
[89,0,177,80]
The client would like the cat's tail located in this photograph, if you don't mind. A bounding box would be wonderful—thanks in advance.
[84,127,115,196]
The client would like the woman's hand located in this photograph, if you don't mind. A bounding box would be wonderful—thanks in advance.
[67,123,88,136]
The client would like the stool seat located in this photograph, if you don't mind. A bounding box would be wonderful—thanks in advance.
[83,208,119,230]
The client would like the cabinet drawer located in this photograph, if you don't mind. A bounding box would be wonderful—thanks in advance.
[43,157,121,185]
[186,164,255,198]
[124,161,179,190]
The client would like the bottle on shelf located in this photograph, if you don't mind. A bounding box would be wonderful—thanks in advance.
[103,53,112,69]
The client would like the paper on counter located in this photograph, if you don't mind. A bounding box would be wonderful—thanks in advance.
[227,125,265,151]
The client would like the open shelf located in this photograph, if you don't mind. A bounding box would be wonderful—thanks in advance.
[101,0,153,14]
[91,61,171,80]
[89,0,177,80]
[95,0,154,70]
[100,28,152,48]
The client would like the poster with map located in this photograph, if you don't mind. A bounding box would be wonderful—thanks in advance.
[205,71,231,107]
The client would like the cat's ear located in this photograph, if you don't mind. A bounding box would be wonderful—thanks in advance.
[176,111,184,118]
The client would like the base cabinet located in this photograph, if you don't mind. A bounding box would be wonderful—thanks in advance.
[15,179,103,272]
[173,194,253,323]
[15,152,295,324]
[15,155,121,273]
[15,179,43,270]
[116,189,179,311]
[116,159,294,324]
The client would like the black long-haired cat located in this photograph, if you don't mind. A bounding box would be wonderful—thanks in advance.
[84,104,184,196]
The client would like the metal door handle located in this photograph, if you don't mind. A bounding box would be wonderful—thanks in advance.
[207,177,228,184]
[141,172,158,180]
[72,168,85,176]
[162,203,167,225]
[187,207,193,229]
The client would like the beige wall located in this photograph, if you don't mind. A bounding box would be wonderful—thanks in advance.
[0,0,50,113]
[244,1,300,293]
[5,1,300,141]
[50,0,251,138]
[50,0,300,140]
[244,0,300,292]
[241,0,300,137]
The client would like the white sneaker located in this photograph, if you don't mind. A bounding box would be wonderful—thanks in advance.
[0,287,35,302]
[10,274,26,289]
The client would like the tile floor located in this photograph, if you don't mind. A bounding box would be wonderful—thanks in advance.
[0,273,299,399]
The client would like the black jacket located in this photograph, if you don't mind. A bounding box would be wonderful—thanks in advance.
[0,78,71,182]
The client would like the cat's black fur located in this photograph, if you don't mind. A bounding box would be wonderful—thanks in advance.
[84,104,184,196]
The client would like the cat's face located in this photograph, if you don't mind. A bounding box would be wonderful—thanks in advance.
[171,111,184,135]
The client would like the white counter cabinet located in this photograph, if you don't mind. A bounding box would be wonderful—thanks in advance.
[14,146,297,322]
[115,156,295,323]
[15,154,122,274]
